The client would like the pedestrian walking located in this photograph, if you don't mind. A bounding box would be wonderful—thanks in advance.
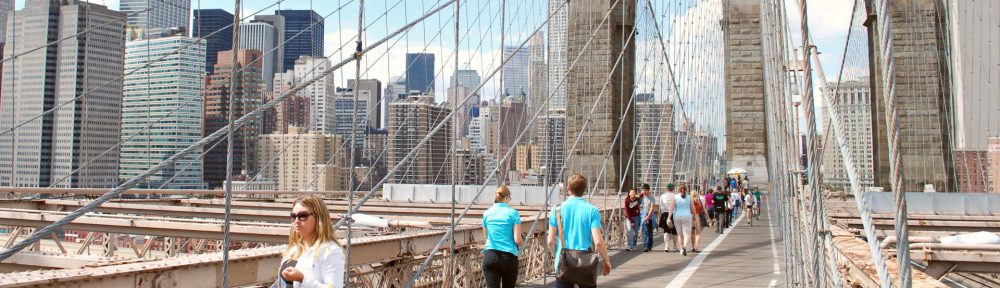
[547,174,613,288]
[658,183,678,252]
[670,185,693,256]
[639,184,658,252]
[482,186,523,288]
[704,189,715,225]
[691,190,707,251]
[712,187,730,233]
[729,189,741,221]
[623,189,641,251]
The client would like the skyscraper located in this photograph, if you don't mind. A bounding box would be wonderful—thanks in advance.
[947,0,999,193]
[405,53,435,94]
[253,15,286,75]
[203,50,264,188]
[448,68,481,140]
[347,79,384,129]
[528,33,548,116]
[120,34,206,189]
[634,95,675,192]
[502,46,529,97]
[387,95,452,184]
[0,0,126,188]
[240,21,277,90]
[383,76,407,129]
[0,0,11,36]
[275,10,324,72]
[119,0,190,38]
[535,110,566,183]
[0,0,13,111]
[565,0,636,191]
[989,137,1000,193]
[192,9,234,74]
[256,126,348,191]
[332,87,369,149]
[272,71,310,134]
[820,79,875,192]
[546,0,569,110]
[447,85,479,140]
[453,66,481,89]
[947,0,1000,152]
[498,96,529,178]
[281,56,336,134]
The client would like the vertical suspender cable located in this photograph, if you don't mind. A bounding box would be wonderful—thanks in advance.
[872,0,910,285]
[448,0,459,287]
[798,0,826,285]
[346,0,366,286]
[220,0,242,286]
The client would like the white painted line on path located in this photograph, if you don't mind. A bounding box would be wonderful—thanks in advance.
[768,206,780,275]
[664,213,744,288]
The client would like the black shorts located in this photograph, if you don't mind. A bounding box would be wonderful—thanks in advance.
[658,212,676,234]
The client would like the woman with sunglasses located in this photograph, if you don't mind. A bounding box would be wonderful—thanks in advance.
[278,195,345,288]
[481,186,523,288]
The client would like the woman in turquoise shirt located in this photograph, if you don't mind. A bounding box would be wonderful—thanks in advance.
[482,186,523,288]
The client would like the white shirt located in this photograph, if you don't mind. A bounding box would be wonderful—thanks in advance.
[744,194,756,205]
[281,240,346,288]
[730,192,739,205]
[659,192,676,214]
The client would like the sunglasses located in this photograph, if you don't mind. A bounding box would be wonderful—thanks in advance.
[290,211,313,222]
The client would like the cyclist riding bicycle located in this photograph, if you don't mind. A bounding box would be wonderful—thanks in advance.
[752,190,762,219]
[743,192,756,225]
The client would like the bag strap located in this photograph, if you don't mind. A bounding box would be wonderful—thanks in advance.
[556,205,565,248]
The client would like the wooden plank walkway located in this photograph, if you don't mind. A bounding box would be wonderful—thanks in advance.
[526,204,786,287]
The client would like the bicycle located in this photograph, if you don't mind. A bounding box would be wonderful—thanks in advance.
[754,202,761,220]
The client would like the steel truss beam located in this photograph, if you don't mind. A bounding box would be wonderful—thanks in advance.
[0,206,623,287]
[0,187,369,197]
[27,199,479,225]
[0,214,559,287]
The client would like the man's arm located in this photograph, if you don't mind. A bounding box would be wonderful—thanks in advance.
[642,199,654,222]
[547,226,557,253]
[592,228,612,276]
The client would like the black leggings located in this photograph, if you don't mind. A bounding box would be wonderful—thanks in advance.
[482,249,519,288]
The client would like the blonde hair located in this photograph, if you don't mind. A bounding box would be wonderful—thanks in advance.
[284,195,340,260]
[495,186,511,203]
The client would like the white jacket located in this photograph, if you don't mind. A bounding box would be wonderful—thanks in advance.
[280,241,346,288]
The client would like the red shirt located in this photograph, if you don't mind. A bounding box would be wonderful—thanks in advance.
[624,197,641,219]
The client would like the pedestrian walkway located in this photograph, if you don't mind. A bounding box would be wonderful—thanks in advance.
[526,206,785,287]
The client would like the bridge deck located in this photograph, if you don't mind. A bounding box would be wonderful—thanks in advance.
[527,205,785,287]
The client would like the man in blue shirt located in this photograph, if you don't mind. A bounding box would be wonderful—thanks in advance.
[548,174,612,288]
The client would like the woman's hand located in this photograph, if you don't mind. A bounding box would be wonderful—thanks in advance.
[281,267,305,282]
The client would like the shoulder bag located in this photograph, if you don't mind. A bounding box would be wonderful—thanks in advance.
[556,206,600,285]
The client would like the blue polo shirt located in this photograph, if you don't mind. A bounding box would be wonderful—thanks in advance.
[549,197,602,264]
[483,202,522,256]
